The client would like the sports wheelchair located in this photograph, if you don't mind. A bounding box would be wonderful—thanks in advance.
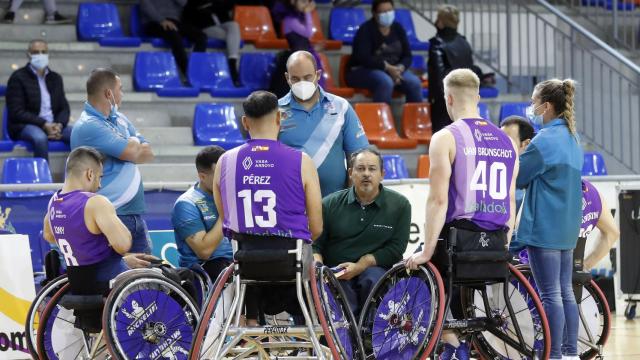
[358,227,552,359]
[189,234,365,359]
[27,257,211,360]
[516,236,611,360]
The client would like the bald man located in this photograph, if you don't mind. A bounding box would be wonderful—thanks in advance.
[278,51,369,197]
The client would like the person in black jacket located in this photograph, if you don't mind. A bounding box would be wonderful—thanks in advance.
[6,39,70,161]
[428,5,482,133]
[182,0,242,86]
[345,0,422,104]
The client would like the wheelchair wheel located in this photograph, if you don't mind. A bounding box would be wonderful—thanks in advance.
[311,265,365,360]
[102,271,199,360]
[577,279,611,359]
[188,265,235,359]
[25,274,68,358]
[462,264,550,360]
[36,283,107,360]
[190,265,213,310]
[358,262,445,360]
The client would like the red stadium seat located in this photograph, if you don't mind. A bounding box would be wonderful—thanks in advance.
[402,103,432,145]
[318,53,355,98]
[354,103,418,149]
[234,6,288,49]
[417,154,430,178]
[310,10,342,50]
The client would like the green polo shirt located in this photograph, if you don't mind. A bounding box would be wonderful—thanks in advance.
[313,186,411,268]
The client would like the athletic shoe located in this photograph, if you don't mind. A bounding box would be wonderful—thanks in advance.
[562,357,580,360]
[2,11,15,23]
[439,341,470,360]
[44,12,72,25]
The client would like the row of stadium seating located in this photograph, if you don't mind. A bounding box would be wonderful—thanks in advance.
[0,151,609,198]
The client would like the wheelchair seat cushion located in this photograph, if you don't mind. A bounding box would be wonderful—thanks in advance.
[59,294,104,311]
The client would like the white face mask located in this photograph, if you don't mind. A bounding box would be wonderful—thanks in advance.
[291,80,317,101]
[30,54,49,70]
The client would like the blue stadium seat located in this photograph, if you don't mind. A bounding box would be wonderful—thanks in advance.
[0,85,6,96]
[329,7,366,45]
[411,55,426,72]
[479,86,499,98]
[239,53,276,91]
[133,52,199,97]
[583,152,608,176]
[76,3,141,47]
[1,107,69,152]
[188,53,252,97]
[1,157,54,198]
[499,101,541,132]
[192,103,245,149]
[382,155,409,180]
[478,103,490,122]
[395,9,430,51]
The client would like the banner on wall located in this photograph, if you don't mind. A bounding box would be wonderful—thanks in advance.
[149,230,180,267]
[0,235,35,359]
[386,183,429,257]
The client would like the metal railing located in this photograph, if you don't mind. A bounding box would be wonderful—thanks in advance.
[402,0,640,174]
[549,0,640,52]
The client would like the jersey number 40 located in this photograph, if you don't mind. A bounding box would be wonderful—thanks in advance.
[470,160,508,200]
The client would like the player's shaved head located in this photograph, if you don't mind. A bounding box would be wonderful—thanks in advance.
[286,51,318,72]
[66,146,103,177]
[86,68,119,98]
[443,68,480,101]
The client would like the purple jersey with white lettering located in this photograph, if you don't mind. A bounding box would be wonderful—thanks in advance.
[445,118,516,230]
[219,139,311,241]
[580,180,602,238]
[48,190,118,266]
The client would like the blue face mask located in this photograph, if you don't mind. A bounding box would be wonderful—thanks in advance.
[107,90,119,122]
[526,104,545,127]
[377,10,395,27]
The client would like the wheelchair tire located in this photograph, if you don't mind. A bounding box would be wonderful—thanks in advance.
[102,271,199,360]
[577,280,611,359]
[36,283,106,360]
[358,262,446,360]
[188,265,235,359]
[312,265,365,360]
[25,274,68,358]
[190,265,213,310]
[462,264,551,360]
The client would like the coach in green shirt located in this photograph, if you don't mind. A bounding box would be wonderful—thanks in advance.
[313,148,411,315]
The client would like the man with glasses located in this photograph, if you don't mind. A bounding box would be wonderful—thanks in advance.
[6,39,71,161]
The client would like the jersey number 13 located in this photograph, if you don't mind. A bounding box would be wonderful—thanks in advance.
[238,189,277,228]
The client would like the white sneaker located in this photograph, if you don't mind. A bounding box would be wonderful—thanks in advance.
[562,356,580,360]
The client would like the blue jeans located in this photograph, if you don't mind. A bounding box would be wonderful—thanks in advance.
[118,214,151,254]
[527,246,578,358]
[338,266,387,317]
[18,124,71,160]
[345,68,423,104]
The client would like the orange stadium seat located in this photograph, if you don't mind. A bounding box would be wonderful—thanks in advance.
[310,10,342,50]
[417,154,430,178]
[339,55,371,96]
[318,53,355,98]
[234,6,288,49]
[354,103,418,149]
[402,103,432,144]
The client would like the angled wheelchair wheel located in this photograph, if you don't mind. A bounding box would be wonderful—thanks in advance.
[190,265,213,310]
[25,274,68,358]
[188,265,235,359]
[462,263,550,360]
[358,262,445,360]
[577,279,611,359]
[36,283,107,360]
[102,271,199,360]
[311,265,365,360]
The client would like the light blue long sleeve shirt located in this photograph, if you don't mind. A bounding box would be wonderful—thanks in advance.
[516,118,583,250]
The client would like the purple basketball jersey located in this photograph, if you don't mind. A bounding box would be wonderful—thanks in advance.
[48,190,117,266]
[580,180,602,238]
[219,139,311,241]
[445,118,516,231]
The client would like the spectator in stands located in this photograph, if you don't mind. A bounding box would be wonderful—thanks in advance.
[182,0,242,86]
[428,5,492,133]
[269,0,324,98]
[313,148,410,315]
[278,51,369,197]
[3,0,71,24]
[6,39,71,161]
[172,145,233,281]
[345,0,422,104]
[71,68,155,254]
[140,0,207,84]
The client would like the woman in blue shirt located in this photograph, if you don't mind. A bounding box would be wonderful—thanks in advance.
[516,79,583,360]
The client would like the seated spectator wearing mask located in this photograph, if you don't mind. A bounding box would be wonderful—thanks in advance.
[345,0,422,104]
[6,39,71,161]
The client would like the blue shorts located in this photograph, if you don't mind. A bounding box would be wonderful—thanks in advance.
[118,214,151,254]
